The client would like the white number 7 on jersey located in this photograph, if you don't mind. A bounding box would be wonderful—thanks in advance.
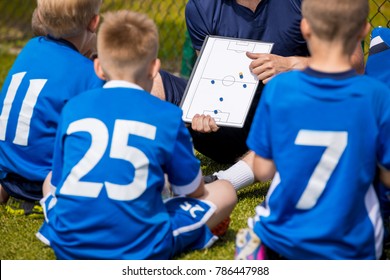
[294,130,348,210]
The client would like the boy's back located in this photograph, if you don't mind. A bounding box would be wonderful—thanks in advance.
[41,82,203,259]
[242,0,390,260]
[0,36,102,200]
[0,0,103,207]
[365,26,390,251]
[247,69,390,259]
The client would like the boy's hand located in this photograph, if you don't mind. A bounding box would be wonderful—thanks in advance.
[191,114,220,133]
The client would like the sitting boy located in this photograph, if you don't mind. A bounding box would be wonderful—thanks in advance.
[36,10,237,259]
[0,0,104,216]
[365,26,390,250]
[236,0,390,259]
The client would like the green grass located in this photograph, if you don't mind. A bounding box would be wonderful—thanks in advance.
[0,206,56,260]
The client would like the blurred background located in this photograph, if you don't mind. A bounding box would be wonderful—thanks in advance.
[0,0,389,84]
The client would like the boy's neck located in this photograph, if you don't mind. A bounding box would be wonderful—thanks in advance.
[63,36,83,53]
[63,31,91,55]
[106,76,152,93]
[308,38,353,73]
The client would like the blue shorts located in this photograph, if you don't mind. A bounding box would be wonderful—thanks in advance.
[159,70,188,106]
[37,195,218,259]
[164,196,218,258]
[0,173,43,201]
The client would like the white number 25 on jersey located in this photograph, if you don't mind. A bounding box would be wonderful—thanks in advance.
[60,118,156,201]
[294,130,348,210]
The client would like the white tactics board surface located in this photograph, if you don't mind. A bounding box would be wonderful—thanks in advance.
[180,36,273,128]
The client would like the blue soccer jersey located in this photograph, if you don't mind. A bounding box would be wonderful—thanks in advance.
[185,0,308,57]
[247,68,390,259]
[365,27,390,241]
[0,36,103,199]
[38,81,204,259]
[365,27,390,88]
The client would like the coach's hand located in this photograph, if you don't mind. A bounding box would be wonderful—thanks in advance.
[247,52,308,84]
[191,114,220,133]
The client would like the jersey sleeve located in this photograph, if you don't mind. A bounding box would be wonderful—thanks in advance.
[185,0,215,50]
[377,88,390,170]
[246,83,273,160]
[165,120,202,195]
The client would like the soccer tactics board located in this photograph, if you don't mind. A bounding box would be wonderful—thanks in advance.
[180,36,273,128]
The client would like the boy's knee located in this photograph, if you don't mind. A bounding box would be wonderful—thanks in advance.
[216,180,238,207]
[204,179,237,209]
[225,181,238,205]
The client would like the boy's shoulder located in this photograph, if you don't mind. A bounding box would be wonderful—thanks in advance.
[60,86,186,141]
[265,68,390,99]
[65,85,183,116]
[358,73,390,95]
[23,36,92,63]
[264,69,302,89]
[8,36,101,86]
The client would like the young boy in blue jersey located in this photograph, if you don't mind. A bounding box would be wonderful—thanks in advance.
[365,26,390,250]
[0,0,104,217]
[36,10,237,260]
[235,0,390,260]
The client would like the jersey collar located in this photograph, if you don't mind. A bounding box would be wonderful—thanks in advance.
[304,67,357,80]
[44,35,79,52]
[103,80,144,91]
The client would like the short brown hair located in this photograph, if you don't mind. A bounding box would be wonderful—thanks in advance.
[97,10,159,78]
[37,0,102,38]
[31,8,46,36]
[302,0,368,54]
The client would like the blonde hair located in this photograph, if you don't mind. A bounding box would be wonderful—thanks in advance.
[37,0,102,38]
[97,10,159,78]
[302,0,368,54]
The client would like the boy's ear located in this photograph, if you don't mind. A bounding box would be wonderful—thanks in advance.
[359,22,371,41]
[88,15,100,33]
[94,58,106,80]
[149,58,161,80]
[300,18,311,41]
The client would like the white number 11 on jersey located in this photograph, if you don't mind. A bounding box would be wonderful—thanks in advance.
[0,72,47,146]
[294,130,348,210]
